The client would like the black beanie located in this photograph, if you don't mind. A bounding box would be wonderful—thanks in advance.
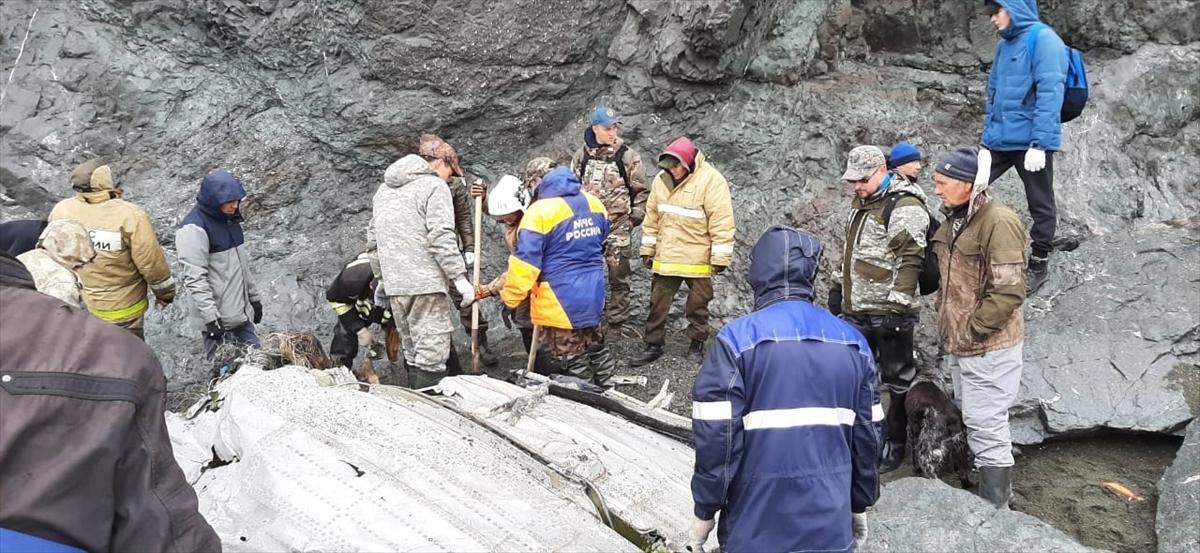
[935,147,980,183]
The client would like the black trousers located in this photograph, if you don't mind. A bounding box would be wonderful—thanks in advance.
[846,314,917,444]
[988,149,1056,259]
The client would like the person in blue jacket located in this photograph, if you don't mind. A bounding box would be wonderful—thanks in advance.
[687,226,882,553]
[979,0,1068,295]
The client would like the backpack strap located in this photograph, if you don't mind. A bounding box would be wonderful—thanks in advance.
[1024,23,1049,102]
[578,144,634,198]
[576,149,591,180]
[882,192,927,228]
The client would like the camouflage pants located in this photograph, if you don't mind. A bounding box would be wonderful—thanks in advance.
[542,326,615,387]
[389,293,453,383]
[604,216,633,329]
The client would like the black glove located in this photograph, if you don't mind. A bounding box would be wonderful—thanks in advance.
[827,286,843,316]
[250,300,263,324]
[712,265,727,275]
[367,305,386,325]
[500,306,515,330]
[204,321,224,340]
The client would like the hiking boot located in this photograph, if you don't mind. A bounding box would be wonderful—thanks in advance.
[687,339,705,364]
[977,465,1013,509]
[1027,255,1049,296]
[630,344,664,367]
[478,332,499,368]
[879,440,906,474]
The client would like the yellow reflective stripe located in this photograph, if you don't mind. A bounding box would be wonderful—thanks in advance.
[652,260,712,277]
[90,298,148,321]
[330,302,354,315]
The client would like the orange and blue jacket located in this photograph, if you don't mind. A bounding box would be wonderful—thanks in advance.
[501,166,609,329]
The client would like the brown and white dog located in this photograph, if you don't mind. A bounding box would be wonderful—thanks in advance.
[905,378,973,487]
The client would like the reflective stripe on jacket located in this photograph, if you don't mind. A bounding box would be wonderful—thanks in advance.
[502,167,609,329]
[692,227,880,553]
[639,152,735,277]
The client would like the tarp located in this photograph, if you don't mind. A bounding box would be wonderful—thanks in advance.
[170,366,638,552]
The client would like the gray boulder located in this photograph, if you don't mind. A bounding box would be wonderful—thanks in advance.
[862,477,1106,553]
[1157,419,1200,553]
[1011,226,1200,444]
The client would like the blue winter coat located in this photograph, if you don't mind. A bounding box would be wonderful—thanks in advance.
[691,226,881,553]
[982,0,1068,152]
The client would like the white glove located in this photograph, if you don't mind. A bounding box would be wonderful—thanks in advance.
[974,148,992,188]
[464,252,475,267]
[1023,147,1046,172]
[373,282,388,307]
[853,513,868,548]
[687,516,715,553]
[356,327,373,347]
[453,277,476,309]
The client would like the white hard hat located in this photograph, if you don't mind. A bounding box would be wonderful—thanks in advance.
[487,175,529,216]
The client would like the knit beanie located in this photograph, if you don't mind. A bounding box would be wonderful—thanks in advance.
[934,147,979,183]
[888,142,922,168]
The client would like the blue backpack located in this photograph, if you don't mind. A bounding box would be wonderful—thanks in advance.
[1026,23,1089,122]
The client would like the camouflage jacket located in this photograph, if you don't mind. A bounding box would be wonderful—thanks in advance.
[370,155,466,296]
[570,135,649,226]
[833,172,931,315]
[932,195,1027,356]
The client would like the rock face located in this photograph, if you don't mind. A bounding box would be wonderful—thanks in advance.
[1011,225,1200,444]
[1157,419,1200,553]
[862,477,1106,553]
[1,0,1197,442]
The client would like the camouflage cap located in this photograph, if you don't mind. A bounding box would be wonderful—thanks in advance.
[417,133,463,177]
[523,157,557,181]
[841,145,886,182]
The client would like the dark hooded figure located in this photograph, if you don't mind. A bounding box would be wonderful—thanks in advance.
[0,219,48,256]
[688,226,881,553]
[176,170,262,359]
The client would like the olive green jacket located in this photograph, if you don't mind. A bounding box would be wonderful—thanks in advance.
[932,195,1027,356]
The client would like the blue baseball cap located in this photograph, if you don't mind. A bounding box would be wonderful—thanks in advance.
[591,106,621,127]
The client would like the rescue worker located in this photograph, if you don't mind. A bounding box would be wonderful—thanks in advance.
[473,172,535,353]
[570,106,648,335]
[447,174,498,366]
[327,252,392,371]
[16,219,96,307]
[888,142,923,182]
[48,159,176,338]
[372,134,476,389]
[0,218,48,255]
[979,0,1068,295]
[177,169,263,359]
[689,226,880,553]
[0,251,221,552]
[632,137,736,366]
[501,166,615,386]
[830,145,932,473]
[932,147,1028,508]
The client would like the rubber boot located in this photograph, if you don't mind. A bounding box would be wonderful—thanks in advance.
[478,331,499,367]
[977,466,1013,509]
[879,440,906,474]
[408,367,447,390]
[687,339,705,364]
[630,344,664,367]
[1027,255,1049,296]
[587,344,617,388]
[559,353,591,381]
[445,342,463,376]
